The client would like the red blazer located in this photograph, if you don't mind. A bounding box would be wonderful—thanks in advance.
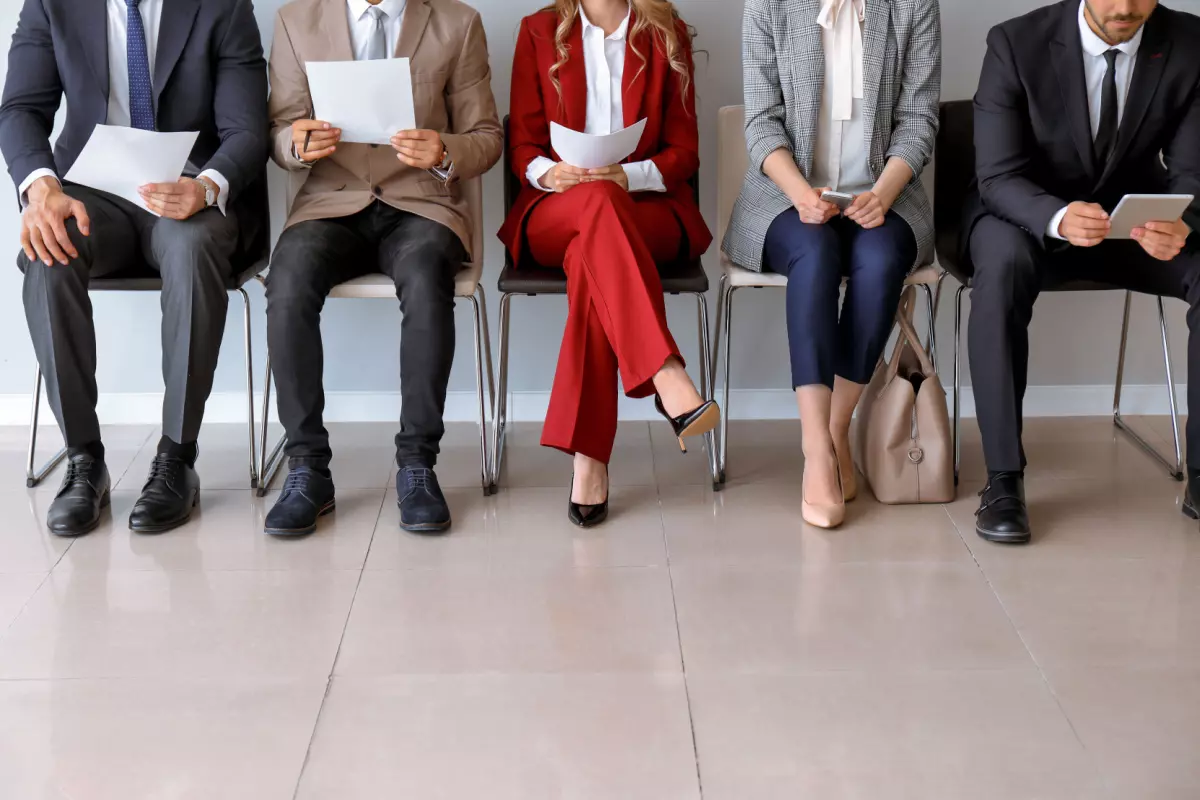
[497,9,712,264]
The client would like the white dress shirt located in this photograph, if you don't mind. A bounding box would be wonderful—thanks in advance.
[808,0,874,196]
[20,0,229,213]
[346,0,406,61]
[526,7,665,193]
[1047,0,1144,239]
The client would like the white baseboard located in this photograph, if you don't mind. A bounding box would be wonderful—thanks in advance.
[0,384,1186,427]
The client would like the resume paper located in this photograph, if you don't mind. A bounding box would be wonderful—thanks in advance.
[306,58,417,145]
[63,126,199,215]
[550,119,649,170]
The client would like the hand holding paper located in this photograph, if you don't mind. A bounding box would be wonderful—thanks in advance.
[63,125,199,215]
[307,59,417,144]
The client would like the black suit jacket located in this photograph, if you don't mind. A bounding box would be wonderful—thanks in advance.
[966,0,1200,250]
[0,0,269,207]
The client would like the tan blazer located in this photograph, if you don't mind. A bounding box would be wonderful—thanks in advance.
[268,0,502,259]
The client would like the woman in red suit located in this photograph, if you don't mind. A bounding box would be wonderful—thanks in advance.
[499,0,717,527]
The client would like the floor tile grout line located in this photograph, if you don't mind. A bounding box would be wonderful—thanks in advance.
[289,483,387,800]
[654,445,706,800]
[939,503,1113,794]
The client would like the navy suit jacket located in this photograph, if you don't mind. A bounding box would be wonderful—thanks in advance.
[965,1,1200,252]
[0,0,269,207]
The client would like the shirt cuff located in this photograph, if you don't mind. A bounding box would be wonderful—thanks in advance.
[1046,206,1069,241]
[18,169,59,208]
[290,142,315,170]
[198,169,230,215]
[527,156,557,192]
[622,161,667,193]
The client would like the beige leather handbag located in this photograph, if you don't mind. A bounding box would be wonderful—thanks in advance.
[854,287,956,505]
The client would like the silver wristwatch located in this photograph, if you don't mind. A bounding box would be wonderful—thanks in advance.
[190,177,216,208]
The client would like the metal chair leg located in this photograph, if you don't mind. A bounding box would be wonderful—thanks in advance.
[713,277,735,488]
[237,288,259,489]
[1112,291,1185,481]
[26,365,67,488]
[256,349,287,497]
[466,291,491,496]
[488,293,514,493]
[953,283,965,486]
[691,291,719,485]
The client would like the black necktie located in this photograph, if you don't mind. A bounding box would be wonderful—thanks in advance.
[1094,49,1120,165]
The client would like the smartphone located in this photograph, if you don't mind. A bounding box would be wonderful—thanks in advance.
[820,190,855,211]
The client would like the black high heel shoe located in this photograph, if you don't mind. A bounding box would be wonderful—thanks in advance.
[654,396,721,453]
[568,469,609,528]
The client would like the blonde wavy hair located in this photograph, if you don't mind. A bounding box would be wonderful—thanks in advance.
[541,0,695,103]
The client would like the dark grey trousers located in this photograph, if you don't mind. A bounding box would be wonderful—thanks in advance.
[18,185,240,449]
[266,201,466,470]
[968,213,1200,473]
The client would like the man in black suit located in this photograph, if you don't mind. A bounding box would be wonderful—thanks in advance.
[0,0,269,537]
[966,0,1200,543]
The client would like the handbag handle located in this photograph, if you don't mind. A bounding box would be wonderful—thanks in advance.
[884,286,937,381]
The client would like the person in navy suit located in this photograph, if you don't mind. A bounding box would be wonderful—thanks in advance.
[0,0,269,537]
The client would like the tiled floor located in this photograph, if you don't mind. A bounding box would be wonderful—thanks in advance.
[0,416,1197,799]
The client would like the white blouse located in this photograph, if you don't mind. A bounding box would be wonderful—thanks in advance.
[526,7,666,193]
[809,0,874,195]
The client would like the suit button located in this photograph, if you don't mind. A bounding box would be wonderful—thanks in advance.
[372,186,382,197]
[370,143,379,149]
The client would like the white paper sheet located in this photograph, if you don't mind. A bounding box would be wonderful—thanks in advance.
[550,119,648,170]
[306,58,417,145]
[63,126,199,215]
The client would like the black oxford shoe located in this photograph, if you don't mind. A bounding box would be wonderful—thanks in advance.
[46,454,111,537]
[264,467,336,536]
[1183,469,1200,521]
[397,466,451,534]
[129,454,200,534]
[975,472,1032,544]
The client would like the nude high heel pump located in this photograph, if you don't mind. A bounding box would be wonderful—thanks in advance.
[834,439,858,502]
[802,448,846,530]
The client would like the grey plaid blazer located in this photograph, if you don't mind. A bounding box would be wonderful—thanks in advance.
[723,0,942,272]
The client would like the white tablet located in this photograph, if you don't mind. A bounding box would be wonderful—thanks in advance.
[1107,194,1194,239]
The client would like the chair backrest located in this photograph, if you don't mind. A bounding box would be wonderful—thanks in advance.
[934,100,975,270]
[717,105,748,248]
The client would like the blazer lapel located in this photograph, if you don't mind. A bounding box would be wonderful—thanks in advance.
[1050,2,1098,178]
[320,0,355,62]
[860,0,889,148]
[394,0,430,59]
[75,0,110,101]
[153,0,200,104]
[1096,13,1170,188]
[621,12,647,130]
[558,18,588,131]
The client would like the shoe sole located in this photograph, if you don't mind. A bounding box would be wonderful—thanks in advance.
[1183,502,1199,521]
[265,500,337,537]
[399,514,452,535]
[976,524,1032,545]
[676,404,721,443]
[129,493,200,535]
[49,491,112,538]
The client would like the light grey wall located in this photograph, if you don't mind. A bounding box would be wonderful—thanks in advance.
[0,0,1196,404]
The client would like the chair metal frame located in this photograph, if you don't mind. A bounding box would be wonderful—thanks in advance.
[254,277,496,497]
[26,281,262,489]
[711,265,944,490]
[488,286,717,494]
[950,283,1185,484]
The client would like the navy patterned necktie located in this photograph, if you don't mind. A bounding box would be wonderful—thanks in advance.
[126,0,155,130]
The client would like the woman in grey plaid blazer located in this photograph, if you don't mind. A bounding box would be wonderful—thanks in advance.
[723,0,941,528]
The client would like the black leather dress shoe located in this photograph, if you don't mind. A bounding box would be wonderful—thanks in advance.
[1183,469,1200,521]
[975,472,1032,544]
[397,466,451,534]
[46,454,111,537]
[264,467,336,536]
[129,454,200,534]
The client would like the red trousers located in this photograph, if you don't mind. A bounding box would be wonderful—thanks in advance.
[526,181,684,463]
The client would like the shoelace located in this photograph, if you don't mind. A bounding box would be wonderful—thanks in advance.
[146,455,180,486]
[405,468,434,491]
[282,470,310,496]
[62,458,94,491]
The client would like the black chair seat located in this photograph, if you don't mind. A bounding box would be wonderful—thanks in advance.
[497,258,709,296]
[88,257,268,292]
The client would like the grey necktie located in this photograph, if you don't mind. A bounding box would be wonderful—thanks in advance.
[365,7,388,61]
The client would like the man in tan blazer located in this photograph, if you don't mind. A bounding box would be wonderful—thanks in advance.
[263,0,501,537]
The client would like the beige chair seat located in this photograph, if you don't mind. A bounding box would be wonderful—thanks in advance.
[327,260,483,300]
[721,256,942,290]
